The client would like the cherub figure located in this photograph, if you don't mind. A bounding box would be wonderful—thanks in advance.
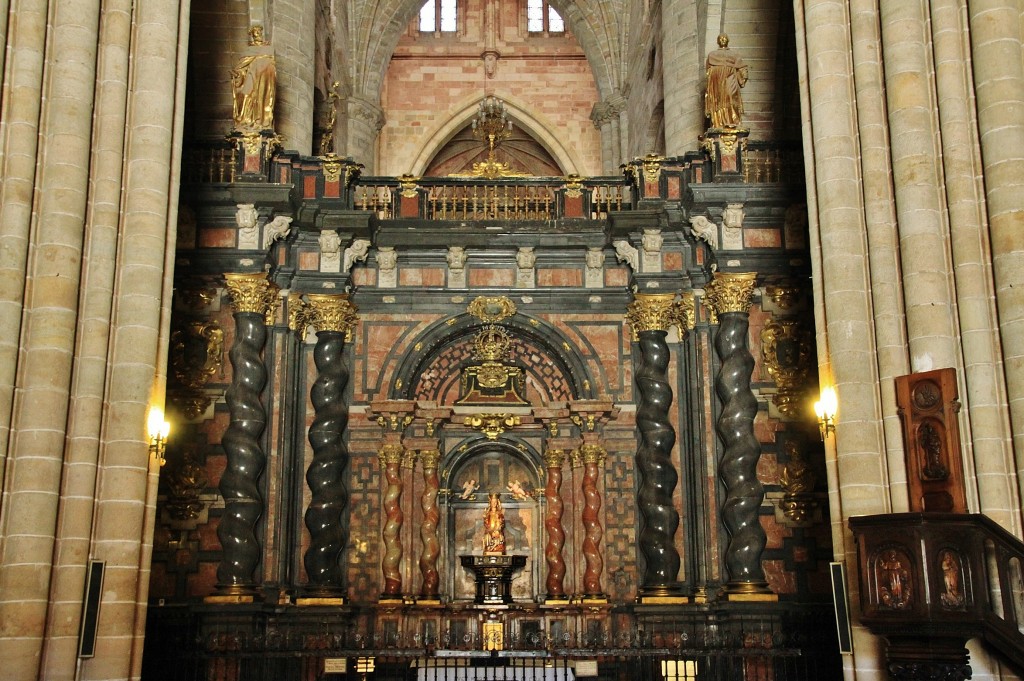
[459,478,479,500]
[506,480,531,500]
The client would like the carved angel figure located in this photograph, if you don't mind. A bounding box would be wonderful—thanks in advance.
[459,478,479,500]
[506,480,531,500]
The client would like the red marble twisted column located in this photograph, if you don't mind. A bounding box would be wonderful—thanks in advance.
[543,448,568,601]
[378,443,404,600]
[418,448,441,601]
[580,443,607,600]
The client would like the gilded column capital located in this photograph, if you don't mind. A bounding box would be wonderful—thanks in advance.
[543,448,567,468]
[579,443,607,467]
[704,272,757,316]
[626,293,683,339]
[224,272,280,317]
[306,293,359,337]
[401,449,418,470]
[378,443,405,466]
[418,449,440,470]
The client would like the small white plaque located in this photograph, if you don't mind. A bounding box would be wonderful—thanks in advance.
[575,660,598,677]
[323,658,347,674]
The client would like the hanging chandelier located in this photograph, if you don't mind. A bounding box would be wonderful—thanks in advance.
[471,95,513,151]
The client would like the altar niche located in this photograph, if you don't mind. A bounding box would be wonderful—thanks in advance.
[445,444,543,603]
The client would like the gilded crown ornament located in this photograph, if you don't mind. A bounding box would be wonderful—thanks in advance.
[473,325,512,362]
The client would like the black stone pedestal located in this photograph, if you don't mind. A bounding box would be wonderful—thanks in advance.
[460,555,527,604]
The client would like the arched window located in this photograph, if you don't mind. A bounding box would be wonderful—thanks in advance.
[527,0,564,34]
[419,0,458,33]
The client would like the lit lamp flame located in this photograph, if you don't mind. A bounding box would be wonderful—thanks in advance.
[813,387,837,440]
[147,406,171,466]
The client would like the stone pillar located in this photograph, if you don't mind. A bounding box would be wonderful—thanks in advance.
[967,0,1024,475]
[849,0,910,509]
[880,1,960,371]
[346,95,385,172]
[296,294,358,602]
[661,0,704,154]
[705,272,773,599]
[627,292,685,601]
[371,401,416,601]
[0,1,104,674]
[212,273,279,600]
[929,0,1016,525]
[272,0,315,154]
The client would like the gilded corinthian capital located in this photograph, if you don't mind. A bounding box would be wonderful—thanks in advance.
[306,294,359,336]
[704,272,756,316]
[378,443,405,467]
[626,293,683,339]
[224,272,280,317]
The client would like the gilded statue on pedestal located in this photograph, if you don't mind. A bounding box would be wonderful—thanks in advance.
[483,493,506,554]
[704,34,748,129]
[231,26,277,132]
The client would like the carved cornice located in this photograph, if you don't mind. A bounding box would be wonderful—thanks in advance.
[704,272,756,316]
[626,293,683,338]
[224,272,280,318]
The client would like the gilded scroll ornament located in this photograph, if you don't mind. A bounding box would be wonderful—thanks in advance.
[760,318,813,418]
[704,271,756,315]
[322,154,343,183]
[171,321,225,391]
[766,283,801,310]
[468,295,517,323]
[625,293,683,339]
[166,451,209,522]
[224,272,279,316]
[640,153,665,185]
[398,174,420,198]
[464,413,520,440]
[563,174,584,199]
[779,440,818,523]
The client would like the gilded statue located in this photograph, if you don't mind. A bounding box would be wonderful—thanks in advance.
[483,493,506,554]
[231,26,277,132]
[704,34,748,129]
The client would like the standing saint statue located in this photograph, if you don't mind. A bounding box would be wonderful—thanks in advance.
[704,34,749,129]
[230,26,277,132]
[483,493,506,555]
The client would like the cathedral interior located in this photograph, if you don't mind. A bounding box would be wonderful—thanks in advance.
[3,1,1024,680]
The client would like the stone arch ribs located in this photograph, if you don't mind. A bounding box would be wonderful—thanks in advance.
[390,314,595,404]
[347,0,624,110]
[409,95,583,177]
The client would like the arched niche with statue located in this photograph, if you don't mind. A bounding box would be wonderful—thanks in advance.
[442,438,544,603]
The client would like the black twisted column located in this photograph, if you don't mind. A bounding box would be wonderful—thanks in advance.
[705,272,773,598]
[297,293,358,601]
[214,272,279,599]
[626,293,686,601]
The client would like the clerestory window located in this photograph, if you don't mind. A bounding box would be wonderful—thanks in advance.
[419,0,458,33]
[527,0,565,34]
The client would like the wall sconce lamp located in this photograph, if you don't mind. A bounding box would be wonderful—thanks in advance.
[814,387,838,441]
[147,407,171,467]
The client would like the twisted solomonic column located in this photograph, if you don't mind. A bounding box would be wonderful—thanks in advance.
[299,294,358,601]
[543,447,569,602]
[705,272,773,598]
[626,293,687,600]
[378,442,406,600]
[418,448,441,602]
[579,443,608,600]
[214,273,279,599]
